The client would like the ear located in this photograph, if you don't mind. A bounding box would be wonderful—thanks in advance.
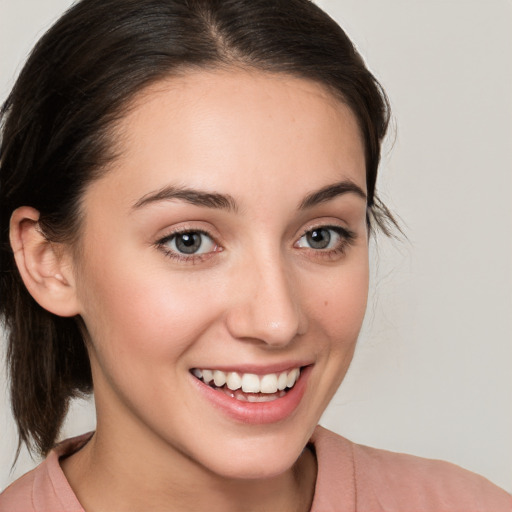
[9,206,80,317]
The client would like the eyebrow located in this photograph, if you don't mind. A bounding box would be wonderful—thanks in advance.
[132,185,238,212]
[132,179,366,213]
[298,180,367,210]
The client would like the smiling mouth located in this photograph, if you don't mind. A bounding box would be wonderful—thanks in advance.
[191,367,302,403]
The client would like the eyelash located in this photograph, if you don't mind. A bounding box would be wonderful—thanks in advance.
[155,224,357,264]
[156,228,220,264]
[295,225,356,260]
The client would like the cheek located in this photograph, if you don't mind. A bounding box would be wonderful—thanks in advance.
[75,247,221,371]
[296,256,369,421]
[306,257,369,346]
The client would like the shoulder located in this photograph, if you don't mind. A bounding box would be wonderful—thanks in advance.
[311,426,511,512]
[352,441,511,512]
[0,434,90,512]
[0,468,36,511]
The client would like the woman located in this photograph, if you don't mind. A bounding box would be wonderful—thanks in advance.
[0,0,510,510]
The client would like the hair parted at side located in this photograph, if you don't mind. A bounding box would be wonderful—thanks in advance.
[0,0,393,458]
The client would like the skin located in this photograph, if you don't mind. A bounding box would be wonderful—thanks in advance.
[18,69,370,511]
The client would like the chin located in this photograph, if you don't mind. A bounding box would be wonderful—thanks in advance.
[208,448,303,481]
[188,426,313,481]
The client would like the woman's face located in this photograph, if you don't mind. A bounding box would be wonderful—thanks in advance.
[74,69,368,479]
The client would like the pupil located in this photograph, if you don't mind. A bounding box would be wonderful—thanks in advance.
[307,229,330,249]
[176,232,201,254]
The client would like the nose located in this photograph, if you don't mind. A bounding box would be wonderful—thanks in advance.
[225,253,307,347]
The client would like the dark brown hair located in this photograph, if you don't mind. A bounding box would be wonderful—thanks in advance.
[0,0,393,458]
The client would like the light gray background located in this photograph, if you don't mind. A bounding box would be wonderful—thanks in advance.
[1,0,511,493]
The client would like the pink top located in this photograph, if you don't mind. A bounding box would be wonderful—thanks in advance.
[1,426,510,511]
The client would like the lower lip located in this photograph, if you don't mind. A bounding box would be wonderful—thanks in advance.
[191,366,311,424]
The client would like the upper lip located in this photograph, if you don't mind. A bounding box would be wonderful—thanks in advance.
[189,361,312,375]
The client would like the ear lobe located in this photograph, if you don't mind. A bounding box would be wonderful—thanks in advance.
[9,206,81,317]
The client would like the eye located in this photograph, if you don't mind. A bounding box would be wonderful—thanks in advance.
[296,227,343,250]
[294,224,357,260]
[159,230,218,257]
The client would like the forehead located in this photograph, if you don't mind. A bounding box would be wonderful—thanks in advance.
[86,68,366,211]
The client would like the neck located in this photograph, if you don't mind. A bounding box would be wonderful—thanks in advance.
[61,417,317,512]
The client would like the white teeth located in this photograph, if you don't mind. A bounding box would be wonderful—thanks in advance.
[192,367,302,394]
[277,371,288,391]
[247,392,284,403]
[213,370,226,387]
[226,372,242,391]
[260,373,278,394]
[287,368,300,388]
[241,373,260,393]
[234,390,248,402]
[202,369,213,384]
